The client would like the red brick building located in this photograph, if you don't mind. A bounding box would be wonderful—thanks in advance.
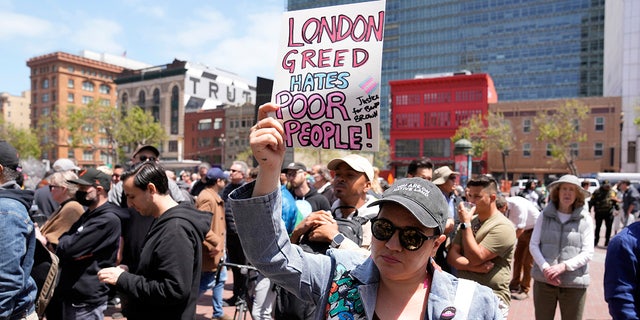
[389,73,498,177]
[183,107,226,165]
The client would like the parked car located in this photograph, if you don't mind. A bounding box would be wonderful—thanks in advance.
[581,178,600,194]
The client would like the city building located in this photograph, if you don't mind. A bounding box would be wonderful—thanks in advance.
[388,73,497,177]
[183,105,225,165]
[488,97,622,183]
[0,91,31,130]
[26,52,127,166]
[604,0,640,173]
[116,60,256,168]
[222,102,256,168]
[288,0,606,142]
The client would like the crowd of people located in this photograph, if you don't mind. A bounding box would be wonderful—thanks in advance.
[2,101,640,320]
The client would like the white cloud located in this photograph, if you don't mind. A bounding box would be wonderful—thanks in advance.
[70,18,125,54]
[0,12,51,40]
[171,8,234,48]
[194,9,282,81]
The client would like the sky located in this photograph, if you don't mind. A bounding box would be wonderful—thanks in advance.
[0,0,286,95]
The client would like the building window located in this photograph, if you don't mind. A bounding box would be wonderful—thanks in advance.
[214,118,223,130]
[67,93,74,102]
[83,137,93,145]
[82,96,94,104]
[168,140,178,152]
[121,92,128,107]
[572,119,580,132]
[100,99,110,106]
[138,90,146,107]
[100,138,109,146]
[68,79,74,88]
[171,86,179,135]
[523,143,531,157]
[67,66,74,73]
[198,119,212,130]
[198,137,212,147]
[395,139,420,158]
[99,84,110,94]
[153,88,160,104]
[546,144,552,157]
[423,139,450,157]
[570,143,579,157]
[42,107,50,116]
[628,141,636,164]
[82,81,94,92]
[83,150,93,161]
[42,79,49,89]
[594,142,604,157]
[595,117,604,131]
[523,119,531,133]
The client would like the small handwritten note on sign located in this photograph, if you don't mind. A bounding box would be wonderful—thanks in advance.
[271,0,385,151]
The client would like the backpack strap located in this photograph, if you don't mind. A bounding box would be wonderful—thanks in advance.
[453,278,477,320]
[34,241,60,317]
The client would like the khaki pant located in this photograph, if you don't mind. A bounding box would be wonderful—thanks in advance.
[533,281,586,320]
[509,229,534,293]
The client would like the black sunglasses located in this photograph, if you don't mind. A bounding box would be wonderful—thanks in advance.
[138,155,157,162]
[371,218,438,251]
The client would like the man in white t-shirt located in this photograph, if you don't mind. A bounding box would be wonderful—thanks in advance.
[496,195,540,300]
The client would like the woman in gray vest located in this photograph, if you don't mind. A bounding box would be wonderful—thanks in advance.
[529,175,594,320]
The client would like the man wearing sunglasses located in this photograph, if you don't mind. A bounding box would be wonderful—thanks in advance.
[227,103,501,319]
[447,176,516,319]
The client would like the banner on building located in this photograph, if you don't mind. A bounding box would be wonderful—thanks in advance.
[184,63,256,111]
[271,0,385,151]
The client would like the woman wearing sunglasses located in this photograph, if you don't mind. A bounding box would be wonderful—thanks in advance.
[228,103,501,320]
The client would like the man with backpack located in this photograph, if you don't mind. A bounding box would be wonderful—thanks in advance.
[0,140,38,320]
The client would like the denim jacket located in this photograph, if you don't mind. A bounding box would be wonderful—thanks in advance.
[230,182,501,320]
[0,183,37,319]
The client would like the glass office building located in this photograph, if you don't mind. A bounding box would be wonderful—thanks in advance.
[288,0,605,140]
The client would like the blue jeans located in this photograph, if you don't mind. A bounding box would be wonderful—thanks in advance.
[62,301,107,320]
[199,267,227,318]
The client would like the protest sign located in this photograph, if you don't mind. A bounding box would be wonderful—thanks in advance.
[271,0,385,151]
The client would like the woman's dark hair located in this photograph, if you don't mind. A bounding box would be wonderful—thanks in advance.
[121,162,169,195]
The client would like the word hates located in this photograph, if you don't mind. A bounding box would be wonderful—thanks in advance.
[289,71,350,92]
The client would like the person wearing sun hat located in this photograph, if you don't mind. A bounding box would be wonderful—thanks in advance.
[225,103,502,319]
[529,174,594,320]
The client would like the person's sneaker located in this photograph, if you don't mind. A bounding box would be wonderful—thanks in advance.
[212,315,234,320]
[511,291,529,300]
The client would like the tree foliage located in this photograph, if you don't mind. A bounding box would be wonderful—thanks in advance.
[452,112,514,179]
[452,112,514,157]
[115,106,166,148]
[0,120,41,159]
[63,103,165,164]
[533,100,589,175]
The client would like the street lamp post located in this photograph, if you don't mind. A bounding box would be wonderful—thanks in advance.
[219,133,226,168]
[454,139,473,186]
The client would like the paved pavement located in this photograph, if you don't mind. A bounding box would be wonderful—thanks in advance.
[105,225,615,320]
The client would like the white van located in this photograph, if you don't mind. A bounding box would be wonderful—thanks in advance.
[581,178,600,194]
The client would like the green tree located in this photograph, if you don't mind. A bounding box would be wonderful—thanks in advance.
[452,112,514,179]
[0,120,41,159]
[533,100,589,175]
[115,106,166,154]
